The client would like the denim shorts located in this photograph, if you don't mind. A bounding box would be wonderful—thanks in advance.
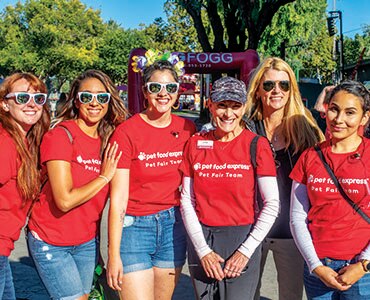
[304,258,370,300]
[120,206,187,274]
[0,256,16,300]
[27,232,98,300]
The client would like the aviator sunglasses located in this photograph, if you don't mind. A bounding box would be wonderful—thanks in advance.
[146,82,179,94]
[262,80,290,92]
[77,92,111,104]
[5,92,47,106]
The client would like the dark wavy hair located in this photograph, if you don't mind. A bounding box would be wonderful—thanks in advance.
[54,70,128,154]
[142,60,179,84]
[325,80,370,113]
[0,73,50,203]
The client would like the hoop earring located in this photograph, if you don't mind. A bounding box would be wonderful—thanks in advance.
[172,100,180,110]
[143,99,147,109]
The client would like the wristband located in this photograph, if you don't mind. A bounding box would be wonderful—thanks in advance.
[98,175,109,184]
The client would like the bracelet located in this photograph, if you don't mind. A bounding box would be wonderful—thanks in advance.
[98,175,110,184]
[361,259,370,273]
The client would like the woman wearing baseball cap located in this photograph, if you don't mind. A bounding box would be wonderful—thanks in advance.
[180,76,280,299]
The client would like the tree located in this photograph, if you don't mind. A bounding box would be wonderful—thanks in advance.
[258,0,335,83]
[343,25,370,66]
[0,0,105,89]
[175,0,295,51]
[139,1,202,53]
[95,21,150,83]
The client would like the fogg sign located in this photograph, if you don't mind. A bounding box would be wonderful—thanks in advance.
[177,52,233,71]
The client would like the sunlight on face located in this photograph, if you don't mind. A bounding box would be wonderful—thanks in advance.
[326,91,369,141]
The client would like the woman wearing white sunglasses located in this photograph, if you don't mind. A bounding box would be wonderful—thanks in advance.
[107,57,196,300]
[27,70,128,300]
[0,72,50,300]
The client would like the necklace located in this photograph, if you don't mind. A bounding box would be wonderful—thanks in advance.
[264,126,278,142]
[263,119,283,143]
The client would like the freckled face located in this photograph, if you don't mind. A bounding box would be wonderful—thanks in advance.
[2,78,44,134]
[143,70,178,116]
[75,78,109,126]
[257,69,290,115]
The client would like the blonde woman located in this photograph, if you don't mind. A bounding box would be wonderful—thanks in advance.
[246,57,324,300]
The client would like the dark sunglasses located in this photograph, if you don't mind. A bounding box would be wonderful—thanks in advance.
[77,92,111,104]
[5,92,47,106]
[262,80,290,92]
[146,82,179,94]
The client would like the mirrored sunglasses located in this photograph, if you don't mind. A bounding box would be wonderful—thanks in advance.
[262,80,290,92]
[5,92,47,106]
[146,82,179,94]
[77,92,111,104]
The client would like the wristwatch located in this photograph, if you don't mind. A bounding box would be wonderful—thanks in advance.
[360,259,370,273]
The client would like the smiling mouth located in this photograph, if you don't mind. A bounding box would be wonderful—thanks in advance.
[23,111,37,115]
[88,109,102,114]
[331,125,345,131]
[221,119,235,124]
[157,99,170,104]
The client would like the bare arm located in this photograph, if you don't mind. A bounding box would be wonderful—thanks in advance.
[314,85,335,113]
[107,168,130,291]
[47,142,121,212]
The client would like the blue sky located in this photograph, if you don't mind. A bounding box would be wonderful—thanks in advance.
[0,0,368,36]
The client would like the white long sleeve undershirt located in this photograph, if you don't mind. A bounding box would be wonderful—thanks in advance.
[180,176,280,260]
[290,180,370,273]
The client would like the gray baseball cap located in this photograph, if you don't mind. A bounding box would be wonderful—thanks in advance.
[210,76,247,104]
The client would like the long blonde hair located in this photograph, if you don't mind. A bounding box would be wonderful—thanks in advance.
[0,73,50,203]
[246,57,324,154]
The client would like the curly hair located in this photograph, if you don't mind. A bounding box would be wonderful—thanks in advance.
[53,70,128,154]
[0,73,50,203]
[246,57,324,154]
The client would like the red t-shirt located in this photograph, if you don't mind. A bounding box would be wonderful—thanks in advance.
[290,139,370,260]
[0,126,30,256]
[110,114,196,216]
[28,120,109,246]
[180,129,276,226]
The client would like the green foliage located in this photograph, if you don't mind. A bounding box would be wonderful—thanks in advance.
[0,0,105,88]
[139,1,202,53]
[258,0,336,83]
[94,21,147,83]
[343,25,370,66]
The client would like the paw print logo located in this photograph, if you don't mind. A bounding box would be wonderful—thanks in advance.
[138,152,146,161]
[193,163,201,171]
[77,155,83,163]
[308,174,313,183]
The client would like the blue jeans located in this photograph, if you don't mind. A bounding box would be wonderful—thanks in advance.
[120,206,187,274]
[0,256,16,300]
[27,233,98,300]
[304,258,370,300]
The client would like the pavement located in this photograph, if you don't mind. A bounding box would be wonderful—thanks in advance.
[9,202,307,300]
[9,111,306,300]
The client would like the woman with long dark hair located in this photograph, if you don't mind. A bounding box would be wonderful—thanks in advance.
[27,70,128,300]
[290,80,370,300]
